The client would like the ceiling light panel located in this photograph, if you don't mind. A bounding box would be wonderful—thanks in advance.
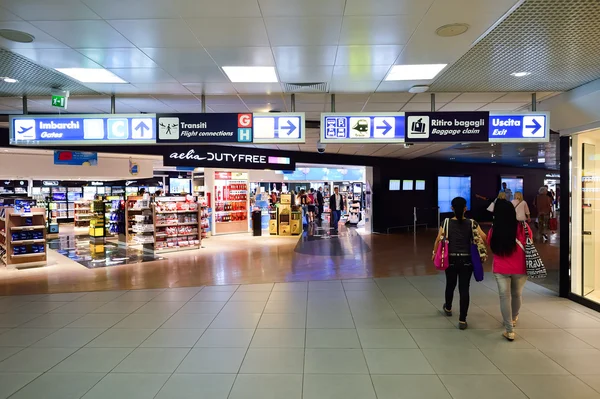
[385,64,447,80]
[223,66,278,83]
[56,68,128,83]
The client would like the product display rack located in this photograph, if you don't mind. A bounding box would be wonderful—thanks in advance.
[199,196,209,239]
[214,175,249,235]
[154,196,201,253]
[0,207,47,268]
[125,196,154,250]
[74,200,93,227]
[105,197,123,236]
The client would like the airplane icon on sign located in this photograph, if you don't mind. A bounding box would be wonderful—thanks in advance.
[18,126,33,134]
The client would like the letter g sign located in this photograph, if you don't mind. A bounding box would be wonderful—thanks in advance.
[238,114,252,128]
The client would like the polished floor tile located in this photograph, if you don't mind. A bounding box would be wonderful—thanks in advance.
[357,328,418,349]
[303,374,377,399]
[482,348,569,375]
[228,374,302,399]
[0,347,77,372]
[50,347,133,373]
[85,328,154,348]
[250,328,305,348]
[240,348,304,374]
[508,375,600,399]
[140,329,205,348]
[114,348,189,373]
[363,349,435,374]
[8,372,105,399]
[439,374,527,399]
[372,375,452,399]
[304,348,368,374]
[81,373,170,399]
[422,348,501,375]
[306,328,361,348]
[155,374,235,399]
[0,328,57,347]
[542,348,600,375]
[177,347,246,374]
[32,328,106,348]
[194,329,255,348]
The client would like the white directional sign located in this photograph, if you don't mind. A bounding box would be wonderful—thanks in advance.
[253,112,305,143]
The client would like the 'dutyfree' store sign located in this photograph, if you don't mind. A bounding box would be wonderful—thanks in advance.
[164,147,295,171]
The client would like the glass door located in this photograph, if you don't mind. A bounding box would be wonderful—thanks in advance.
[582,143,596,297]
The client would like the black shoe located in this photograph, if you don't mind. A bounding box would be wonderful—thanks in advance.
[442,304,452,317]
[459,321,468,330]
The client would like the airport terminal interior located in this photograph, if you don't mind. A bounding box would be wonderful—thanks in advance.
[0,0,600,398]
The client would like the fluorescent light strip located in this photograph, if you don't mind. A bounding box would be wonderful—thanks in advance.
[55,68,127,83]
[385,64,447,81]
[222,66,278,83]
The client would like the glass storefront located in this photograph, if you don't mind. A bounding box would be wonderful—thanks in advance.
[569,129,600,305]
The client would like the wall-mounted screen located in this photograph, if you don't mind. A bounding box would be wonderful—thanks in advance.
[389,180,400,191]
[169,178,191,194]
[415,180,426,190]
[438,176,471,213]
[403,180,414,190]
[500,176,524,198]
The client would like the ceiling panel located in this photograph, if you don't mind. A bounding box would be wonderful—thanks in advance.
[162,65,229,84]
[205,104,249,113]
[108,19,200,48]
[109,68,176,84]
[82,0,181,19]
[410,93,460,103]
[335,45,403,66]
[0,0,101,20]
[205,47,275,66]
[363,102,403,112]
[294,103,325,112]
[239,94,285,105]
[272,46,337,67]
[0,21,68,49]
[264,17,343,46]
[83,83,148,95]
[232,83,284,94]
[438,102,488,111]
[344,0,434,16]
[35,20,134,48]
[132,83,191,95]
[205,95,245,106]
[12,48,100,68]
[339,16,419,45]
[140,48,215,70]
[332,65,390,81]
[259,0,345,16]
[184,82,238,95]
[77,48,157,69]
[0,6,20,21]
[401,102,447,111]
[453,92,507,103]
[369,92,415,103]
[478,102,527,111]
[177,0,262,17]
[187,18,270,47]
[329,80,380,93]
[152,95,201,105]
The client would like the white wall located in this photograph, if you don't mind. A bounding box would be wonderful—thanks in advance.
[0,152,155,180]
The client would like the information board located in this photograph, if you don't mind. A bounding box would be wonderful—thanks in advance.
[321,113,406,143]
[488,112,549,142]
[156,113,253,143]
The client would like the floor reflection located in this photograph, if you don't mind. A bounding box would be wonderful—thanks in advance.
[295,222,371,257]
[48,235,163,269]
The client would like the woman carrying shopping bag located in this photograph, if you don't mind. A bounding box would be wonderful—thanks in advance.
[433,197,487,330]
[487,199,529,342]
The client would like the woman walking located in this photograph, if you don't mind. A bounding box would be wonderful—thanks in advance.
[487,199,528,341]
[433,197,487,330]
[534,186,553,241]
[511,191,531,222]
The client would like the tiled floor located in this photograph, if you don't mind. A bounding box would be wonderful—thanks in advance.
[0,274,599,399]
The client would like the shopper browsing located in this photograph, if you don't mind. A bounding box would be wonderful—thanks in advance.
[487,199,528,341]
[316,187,324,220]
[432,197,487,330]
[329,187,344,233]
[307,188,316,223]
[511,192,531,222]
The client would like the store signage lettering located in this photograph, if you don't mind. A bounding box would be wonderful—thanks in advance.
[42,180,59,186]
[9,114,156,145]
[90,181,104,186]
[405,112,489,143]
[253,113,305,143]
[156,113,253,144]
[164,148,295,171]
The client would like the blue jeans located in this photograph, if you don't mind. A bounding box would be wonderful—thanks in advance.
[332,210,341,230]
[494,273,528,332]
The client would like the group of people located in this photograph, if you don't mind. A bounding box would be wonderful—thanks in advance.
[433,195,534,342]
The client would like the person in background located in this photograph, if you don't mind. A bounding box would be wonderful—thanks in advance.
[317,187,324,220]
[154,189,163,197]
[433,197,487,330]
[488,199,528,341]
[499,182,513,202]
[270,191,278,206]
[299,189,308,225]
[329,186,344,233]
[307,188,316,223]
[511,191,531,222]
[534,186,553,241]
[487,191,506,213]
[138,188,146,196]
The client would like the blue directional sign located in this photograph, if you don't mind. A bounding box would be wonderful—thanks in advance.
[320,113,406,143]
[253,112,305,143]
[10,114,156,146]
[488,112,549,142]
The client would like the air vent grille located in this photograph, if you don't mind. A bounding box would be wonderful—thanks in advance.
[282,82,328,93]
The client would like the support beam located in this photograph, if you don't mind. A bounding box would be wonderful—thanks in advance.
[22,96,27,114]
[291,93,296,112]
[110,95,116,114]
[331,94,335,112]
[430,93,435,112]
[531,92,537,111]
[201,93,206,113]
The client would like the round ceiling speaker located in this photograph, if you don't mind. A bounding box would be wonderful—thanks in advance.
[435,23,469,37]
[0,29,35,43]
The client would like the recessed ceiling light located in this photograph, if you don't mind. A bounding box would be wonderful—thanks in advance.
[0,29,34,43]
[222,66,278,83]
[511,72,531,77]
[55,68,127,83]
[408,85,430,93]
[385,64,447,81]
[436,23,469,37]
[1,77,18,83]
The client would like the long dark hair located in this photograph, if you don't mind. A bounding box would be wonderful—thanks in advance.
[451,197,467,224]
[490,199,518,256]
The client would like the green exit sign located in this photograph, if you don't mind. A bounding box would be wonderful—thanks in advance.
[51,95,67,109]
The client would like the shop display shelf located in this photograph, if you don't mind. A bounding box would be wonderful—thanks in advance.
[11,239,46,245]
[11,225,45,231]
[128,207,152,211]
[0,217,5,222]
[75,207,91,211]
[155,245,199,253]
[156,222,198,227]
[10,212,45,217]
[11,253,45,258]
[215,210,246,213]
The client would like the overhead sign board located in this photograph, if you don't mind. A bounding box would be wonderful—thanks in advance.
[488,112,549,142]
[320,113,406,143]
[10,114,156,146]
[164,147,295,171]
[405,112,489,143]
[156,113,253,144]
[253,112,305,143]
